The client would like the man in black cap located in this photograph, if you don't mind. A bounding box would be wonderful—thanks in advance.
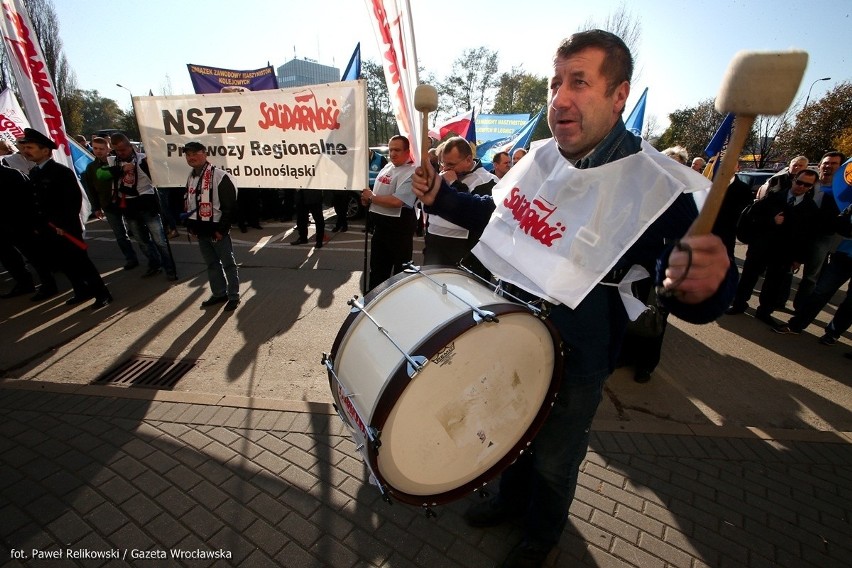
[17,127,112,309]
[182,141,241,311]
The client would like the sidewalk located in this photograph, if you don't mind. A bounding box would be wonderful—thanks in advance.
[2,381,850,567]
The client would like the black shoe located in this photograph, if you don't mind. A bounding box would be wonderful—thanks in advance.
[500,541,553,568]
[818,333,838,346]
[91,294,112,310]
[725,304,747,315]
[290,237,309,245]
[634,369,652,383]
[754,310,776,326]
[201,295,228,308]
[142,267,162,278]
[239,225,248,233]
[224,299,240,311]
[315,240,323,249]
[165,272,178,282]
[66,292,95,306]
[772,323,801,335]
[1,283,35,298]
[464,497,522,528]
[123,260,139,270]
[30,287,58,301]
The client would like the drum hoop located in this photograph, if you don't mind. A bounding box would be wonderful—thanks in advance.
[367,302,565,506]
[327,267,428,372]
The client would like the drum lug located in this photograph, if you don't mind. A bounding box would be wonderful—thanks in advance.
[421,505,437,518]
[368,427,382,451]
[406,355,428,378]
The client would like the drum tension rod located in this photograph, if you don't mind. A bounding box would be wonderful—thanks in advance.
[402,263,499,324]
[347,296,428,377]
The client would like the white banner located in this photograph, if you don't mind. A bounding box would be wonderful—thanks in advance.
[0,0,90,224]
[365,0,421,164]
[0,87,28,142]
[135,80,369,189]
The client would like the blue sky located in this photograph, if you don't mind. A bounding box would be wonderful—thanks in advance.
[53,0,849,133]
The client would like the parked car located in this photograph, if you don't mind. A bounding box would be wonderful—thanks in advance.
[736,169,777,197]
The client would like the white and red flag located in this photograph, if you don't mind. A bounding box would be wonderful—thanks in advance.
[364,0,422,164]
[0,86,28,143]
[0,0,90,223]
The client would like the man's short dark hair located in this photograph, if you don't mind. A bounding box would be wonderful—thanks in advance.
[389,134,409,151]
[821,150,847,163]
[492,151,509,165]
[555,29,633,96]
[439,136,472,159]
[110,132,130,146]
[797,169,818,182]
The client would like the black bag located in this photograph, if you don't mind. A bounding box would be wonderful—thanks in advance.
[628,282,668,338]
[735,203,757,245]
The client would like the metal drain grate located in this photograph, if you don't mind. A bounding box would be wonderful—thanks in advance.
[93,356,197,390]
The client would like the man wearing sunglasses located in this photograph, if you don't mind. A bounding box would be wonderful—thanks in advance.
[727,168,821,323]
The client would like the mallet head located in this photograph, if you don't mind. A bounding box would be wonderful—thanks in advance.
[715,50,808,116]
[414,84,439,112]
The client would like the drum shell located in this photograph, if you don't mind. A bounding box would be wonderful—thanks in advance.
[328,267,563,505]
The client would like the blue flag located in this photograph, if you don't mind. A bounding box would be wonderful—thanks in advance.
[702,113,735,180]
[624,87,647,136]
[476,107,544,165]
[342,43,361,81]
[68,137,93,177]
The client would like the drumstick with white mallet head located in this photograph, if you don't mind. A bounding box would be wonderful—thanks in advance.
[414,84,439,189]
[687,50,808,236]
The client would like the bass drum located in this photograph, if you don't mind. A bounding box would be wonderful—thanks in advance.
[327,267,563,506]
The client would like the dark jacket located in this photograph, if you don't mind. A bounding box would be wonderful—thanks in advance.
[425,119,738,382]
[0,163,35,233]
[738,189,820,263]
[28,159,84,238]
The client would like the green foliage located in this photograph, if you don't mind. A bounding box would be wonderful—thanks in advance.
[362,59,396,146]
[438,47,499,117]
[774,82,852,162]
[76,90,124,136]
[656,99,728,160]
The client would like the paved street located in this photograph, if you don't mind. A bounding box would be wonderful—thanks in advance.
[1,211,850,566]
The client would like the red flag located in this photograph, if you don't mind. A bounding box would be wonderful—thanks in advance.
[365,0,422,163]
[0,0,91,225]
[429,110,474,141]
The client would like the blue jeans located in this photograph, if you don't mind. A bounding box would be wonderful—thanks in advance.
[103,207,137,264]
[790,251,852,335]
[124,204,176,275]
[198,234,239,300]
[497,375,606,548]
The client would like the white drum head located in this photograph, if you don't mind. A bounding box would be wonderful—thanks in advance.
[376,311,556,501]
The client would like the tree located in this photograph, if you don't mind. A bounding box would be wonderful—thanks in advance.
[656,99,729,159]
[742,110,794,168]
[834,126,852,157]
[362,59,395,146]
[0,1,82,134]
[580,1,641,78]
[491,67,547,115]
[490,67,550,143]
[774,82,852,162]
[77,90,125,135]
[438,47,498,118]
[23,0,81,133]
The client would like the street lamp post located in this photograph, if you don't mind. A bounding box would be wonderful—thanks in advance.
[803,77,831,109]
